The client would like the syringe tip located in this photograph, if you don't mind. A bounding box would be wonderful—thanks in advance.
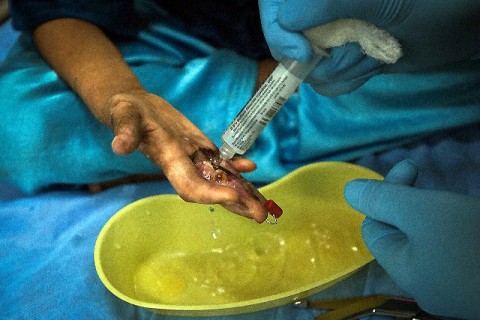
[219,143,236,160]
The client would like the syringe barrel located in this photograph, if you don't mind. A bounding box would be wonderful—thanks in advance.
[219,52,325,159]
[279,55,322,80]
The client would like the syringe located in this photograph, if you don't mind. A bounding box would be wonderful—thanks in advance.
[219,49,328,160]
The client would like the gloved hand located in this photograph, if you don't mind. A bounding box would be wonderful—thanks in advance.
[344,160,480,319]
[259,0,480,96]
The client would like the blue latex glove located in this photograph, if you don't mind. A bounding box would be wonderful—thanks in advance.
[344,160,480,319]
[258,0,480,96]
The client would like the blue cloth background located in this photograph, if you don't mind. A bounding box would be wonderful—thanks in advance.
[0,20,18,61]
[1,10,480,319]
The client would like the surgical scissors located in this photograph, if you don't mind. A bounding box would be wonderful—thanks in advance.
[294,295,440,320]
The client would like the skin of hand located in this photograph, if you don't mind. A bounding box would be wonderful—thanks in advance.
[32,18,268,222]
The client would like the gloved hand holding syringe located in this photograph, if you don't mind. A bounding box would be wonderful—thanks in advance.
[219,19,403,160]
[219,48,328,160]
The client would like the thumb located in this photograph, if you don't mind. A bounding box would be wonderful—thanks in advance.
[110,101,142,155]
[259,0,313,62]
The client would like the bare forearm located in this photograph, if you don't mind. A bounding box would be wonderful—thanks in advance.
[33,18,144,126]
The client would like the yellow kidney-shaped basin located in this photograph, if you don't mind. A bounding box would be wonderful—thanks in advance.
[94,162,382,316]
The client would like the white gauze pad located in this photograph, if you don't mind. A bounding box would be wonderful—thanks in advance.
[303,19,402,64]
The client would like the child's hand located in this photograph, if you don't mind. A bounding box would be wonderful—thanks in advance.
[107,90,268,222]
